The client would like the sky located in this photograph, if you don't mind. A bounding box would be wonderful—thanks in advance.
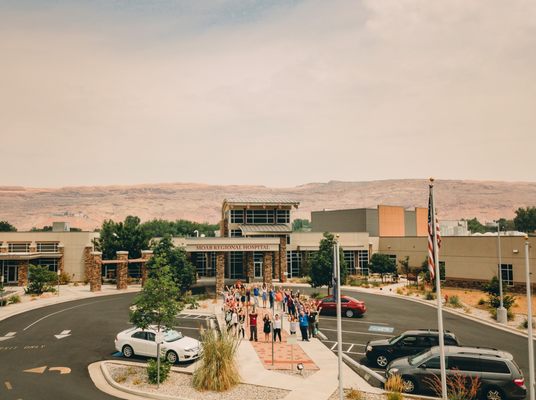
[1,0,535,188]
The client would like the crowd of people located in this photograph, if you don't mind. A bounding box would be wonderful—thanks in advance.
[222,280,321,343]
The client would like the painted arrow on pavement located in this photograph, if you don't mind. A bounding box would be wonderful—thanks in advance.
[0,332,16,342]
[54,330,71,339]
[49,367,71,374]
[24,366,47,374]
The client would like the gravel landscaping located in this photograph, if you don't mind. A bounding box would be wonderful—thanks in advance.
[107,363,290,400]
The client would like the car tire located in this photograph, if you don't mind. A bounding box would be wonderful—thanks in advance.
[122,345,134,359]
[345,309,354,318]
[483,386,504,400]
[402,376,417,394]
[166,350,179,364]
[375,353,389,368]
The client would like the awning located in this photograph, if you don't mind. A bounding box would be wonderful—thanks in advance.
[239,224,291,235]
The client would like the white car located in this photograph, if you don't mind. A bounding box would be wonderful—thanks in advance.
[114,327,201,364]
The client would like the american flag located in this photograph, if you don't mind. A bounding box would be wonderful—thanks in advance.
[428,185,442,280]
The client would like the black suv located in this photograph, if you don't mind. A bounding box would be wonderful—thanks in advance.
[365,329,459,368]
[386,346,526,400]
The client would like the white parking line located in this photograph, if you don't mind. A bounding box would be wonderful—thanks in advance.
[174,326,202,331]
[347,344,354,352]
[321,328,393,337]
[330,342,338,350]
[333,349,365,355]
[319,317,389,326]
[323,340,365,347]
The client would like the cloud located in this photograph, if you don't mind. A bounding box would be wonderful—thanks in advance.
[0,0,535,186]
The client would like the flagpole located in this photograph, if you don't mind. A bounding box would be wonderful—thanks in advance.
[335,235,344,400]
[430,178,447,400]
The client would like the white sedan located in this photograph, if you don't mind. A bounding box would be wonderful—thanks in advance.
[115,327,201,364]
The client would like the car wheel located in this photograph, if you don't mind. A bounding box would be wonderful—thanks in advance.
[402,376,417,394]
[375,354,389,368]
[483,386,504,400]
[345,309,354,318]
[122,345,134,358]
[166,350,178,364]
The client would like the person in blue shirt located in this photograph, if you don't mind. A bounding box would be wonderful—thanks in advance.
[253,285,260,307]
[299,310,309,341]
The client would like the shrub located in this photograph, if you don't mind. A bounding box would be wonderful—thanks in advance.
[25,265,58,295]
[193,329,240,391]
[385,374,405,393]
[477,298,486,306]
[58,271,71,285]
[424,291,436,300]
[310,291,322,299]
[396,288,404,295]
[488,294,516,310]
[147,358,171,384]
[345,388,363,400]
[8,294,21,304]
[520,318,535,329]
[425,370,480,400]
[489,307,515,321]
[183,291,200,310]
[386,392,403,400]
[114,372,127,383]
[448,295,463,308]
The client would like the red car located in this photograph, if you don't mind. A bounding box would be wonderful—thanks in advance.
[316,295,366,318]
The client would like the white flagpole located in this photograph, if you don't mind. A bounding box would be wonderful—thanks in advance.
[430,179,447,400]
[335,235,344,400]
[524,235,535,400]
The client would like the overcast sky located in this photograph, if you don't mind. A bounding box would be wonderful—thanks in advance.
[1,0,535,188]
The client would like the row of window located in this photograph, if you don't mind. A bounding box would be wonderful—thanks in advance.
[230,209,290,224]
[3,242,60,252]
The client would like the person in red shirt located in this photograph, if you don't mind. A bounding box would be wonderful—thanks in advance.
[249,307,258,341]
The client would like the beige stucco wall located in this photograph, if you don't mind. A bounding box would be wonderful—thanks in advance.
[0,232,98,281]
[378,205,405,237]
[288,232,371,252]
[379,236,536,285]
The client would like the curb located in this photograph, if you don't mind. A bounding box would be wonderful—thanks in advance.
[99,360,191,400]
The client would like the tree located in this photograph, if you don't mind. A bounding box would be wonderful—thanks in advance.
[514,207,536,233]
[466,217,487,234]
[421,258,446,289]
[149,236,196,294]
[292,219,311,232]
[369,254,397,282]
[141,219,219,238]
[309,232,348,290]
[0,221,17,232]
[26,264,58,295]
[398,256,411,285]
[95,216,150,260]
[497,218,515,231]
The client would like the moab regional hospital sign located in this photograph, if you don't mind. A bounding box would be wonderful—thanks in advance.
[187,243,279,252]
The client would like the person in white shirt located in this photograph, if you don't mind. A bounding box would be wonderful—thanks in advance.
[273,313,282,342]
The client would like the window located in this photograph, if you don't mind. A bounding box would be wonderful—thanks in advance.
[146,332,156,342]
[480,359,510,374]
[36,242,59,252]
[276,210,290,224]
[36,258,58,272]
[8,243,30,252]
[230,229,242,237]
[357,250,369,275]
[424,356,441,369]
[448,356,481,372]
[230,209,244,224]
[230,252,244,279]
[131,331,146,340]
[245,209,275,224]
[401,336,417,346]
[344,251,356,274]
[500,264,513,286]
[287,251,301,278]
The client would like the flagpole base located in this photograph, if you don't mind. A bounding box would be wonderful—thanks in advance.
[496,307,507,324]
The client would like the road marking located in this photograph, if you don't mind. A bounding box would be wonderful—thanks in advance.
[54,330,71,340]
[0,332,16,342]
[23,299,112,331]
[320,317,389,326]
[368,325,394,333]
[321,328,393,337]
[4,381,12,390]
[49,367,71,374]
[173,326,202,331]
[333,349,365,355]
[322,340,365,347]
[24,366,47,374]
[347,344,354,352]
[330,342,338,350]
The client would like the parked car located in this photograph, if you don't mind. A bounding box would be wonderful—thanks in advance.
[114,326,201,364]
[386,346,526,400]
[366,329,460,368]
[316,295,366,318]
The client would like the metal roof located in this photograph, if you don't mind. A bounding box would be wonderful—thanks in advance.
[224,198,300,206]
[239,224,292,234]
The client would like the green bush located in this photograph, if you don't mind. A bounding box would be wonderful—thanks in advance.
[489,307,515,321]
[310,291,322,299]
[488,294,516,310]
[146,358,171,384]
[25,265,58,295]
[520,318,535,329]
[8,294,21,304]
[448,295,463,308]
[193,329,240,391]
[477,298,486,306]
[425,291,436,300]
[59,271,71,285]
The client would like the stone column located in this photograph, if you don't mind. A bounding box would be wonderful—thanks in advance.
[216,252,225,295]
[279,237,287,283]
[29,242,37,253]
[58,243,65,275]
[140,250,153,287]
[262,252,273,286]
[90,251,102,292]
[246,252,254,283]
[274,250,280,281]
[18,261,29,286]
[83,246,93,284]
[116,251,129,290]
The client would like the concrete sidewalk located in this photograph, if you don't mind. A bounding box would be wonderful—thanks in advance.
[0,283,141,322]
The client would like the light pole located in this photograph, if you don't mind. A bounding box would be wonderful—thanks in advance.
[0,275,4,306]
[524,235,535,400]
[495,222,507,324]
[194,230,199,238]
[334,234,343,400]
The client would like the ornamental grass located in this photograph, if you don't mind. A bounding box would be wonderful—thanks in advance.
[192,328,240,392]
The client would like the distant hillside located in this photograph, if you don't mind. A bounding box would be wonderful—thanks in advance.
[1,179,535,231]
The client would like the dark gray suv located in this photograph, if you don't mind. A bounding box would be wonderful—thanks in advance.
[386,346,526,400]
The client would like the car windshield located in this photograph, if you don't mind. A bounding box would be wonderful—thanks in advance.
[388,334,402,344]
[409,350,432,366]
[163,330,184,342]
